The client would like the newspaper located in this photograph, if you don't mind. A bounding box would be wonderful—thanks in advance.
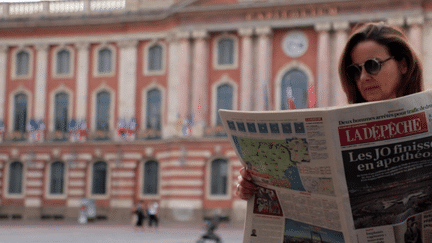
[219,90,432,243]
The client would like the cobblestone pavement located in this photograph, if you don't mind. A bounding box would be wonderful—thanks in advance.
[0,221,244,243]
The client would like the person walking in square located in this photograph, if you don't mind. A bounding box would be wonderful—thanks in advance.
[148,201,159,228]
[132,201,147,231]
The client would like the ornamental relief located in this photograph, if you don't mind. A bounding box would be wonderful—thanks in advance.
[245,7,337,21]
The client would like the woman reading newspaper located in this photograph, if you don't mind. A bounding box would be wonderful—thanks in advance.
[236,22,424,200]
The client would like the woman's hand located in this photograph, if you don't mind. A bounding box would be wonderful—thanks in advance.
[236,167,258,200]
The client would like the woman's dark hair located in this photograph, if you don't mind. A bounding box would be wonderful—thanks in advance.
[339,22,423,104]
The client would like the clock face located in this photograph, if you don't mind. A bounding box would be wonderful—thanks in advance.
[283,31,308,58]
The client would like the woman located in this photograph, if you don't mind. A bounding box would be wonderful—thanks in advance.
[236,22,424,200]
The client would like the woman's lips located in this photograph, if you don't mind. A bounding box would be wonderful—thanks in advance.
[362,85,380,91]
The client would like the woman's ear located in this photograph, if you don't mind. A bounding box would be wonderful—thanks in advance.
[399,57,408,75]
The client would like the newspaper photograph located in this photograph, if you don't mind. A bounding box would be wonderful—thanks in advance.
[219,90,432,243]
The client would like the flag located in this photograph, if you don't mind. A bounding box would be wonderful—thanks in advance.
[127,117,136,136]
[38,120,45,131]
[308,84,317,108]
[29,119,38,131]
[0,121,4,135]
[78,119,87,138]
[286,87,295,110]
[117,118,126,136]
[67,119,77,132]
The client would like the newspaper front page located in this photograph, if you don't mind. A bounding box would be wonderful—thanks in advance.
[219,90,432,243]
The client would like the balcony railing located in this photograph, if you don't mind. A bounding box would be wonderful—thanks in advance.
[205,126,227,137]
[0,0,177,19]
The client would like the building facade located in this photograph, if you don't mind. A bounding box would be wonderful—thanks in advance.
[0,0,431,223]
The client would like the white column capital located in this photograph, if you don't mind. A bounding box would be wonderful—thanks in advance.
[255,26,272,36]
[176,31,191,40]
[0,45,8,53]
[238,28,254,37]
[333,21,350,31]
[76,41,91,50]
[117,39,139,48]
[35,43,49,51]
[192,30,208,39]
[387,17,405,26]
[407,15,424,26]
[314,22,331,32]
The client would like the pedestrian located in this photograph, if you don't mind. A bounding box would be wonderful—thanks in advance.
[132,201,146,230]
[235,21,423,199]
[148,200,159,228]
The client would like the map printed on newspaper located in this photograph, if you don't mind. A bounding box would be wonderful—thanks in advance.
[219,90,432,243]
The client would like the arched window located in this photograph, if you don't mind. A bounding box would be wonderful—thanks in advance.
[281,69,308,109]
[16,50,29,76]
[148,45,162,71]
[210,159,228,195]
[143,160,158,195]
[92,161,107,195]
[50,161,65,194]
[54,92,69,132]
[217,38,234,65]
[98,48,112,74]
[8,161,23,194]
[96,91,110,131]
[14,93,27,133]
[146,89,161,131]
[56,49,70,75]
[216,84,233,126]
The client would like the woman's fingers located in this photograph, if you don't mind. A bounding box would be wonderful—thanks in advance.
[239,167,252,181]
[236,167,258,200]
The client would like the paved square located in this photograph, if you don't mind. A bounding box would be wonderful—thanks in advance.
[0,221,244,243]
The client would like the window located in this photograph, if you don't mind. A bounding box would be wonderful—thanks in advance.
[16,50,29,76]
[54,92,69,132]
[217,38,234,65]
[148,45,162,71]
[14,93,27,133]
[96,91,110,131]
[50,161,65,194]
[8,161,23,194]
[146,89,161,131]
[56,49,70,75]
[98,48,112,74]
[216,84,233,126]
[281,69,308,110]
[143,160,158,195]
[210,159,228,195]
[92,161,107,195]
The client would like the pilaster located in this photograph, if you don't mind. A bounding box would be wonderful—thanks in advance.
[191,30,209,137]
[255,26,272,111]
[314,22,331,108]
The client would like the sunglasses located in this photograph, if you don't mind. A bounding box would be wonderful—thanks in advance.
[346,57,394,82]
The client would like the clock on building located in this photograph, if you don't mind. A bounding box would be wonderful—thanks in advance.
[282,31,308,58]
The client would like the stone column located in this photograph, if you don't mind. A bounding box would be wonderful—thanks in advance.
[315,23,331,108]
[422,19,432,90]
[191,30,209,137]
[165,32,181,138]
[332,21,349,106]
[255,26,272,111]
[34,43,49,123]
[238,28,254,111]
[407,16,424,60]
[75,42,90,122]
[117,39,138,120]
[177,31,192,121]
[0,45,8,124]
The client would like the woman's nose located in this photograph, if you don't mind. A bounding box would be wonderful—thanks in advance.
[358,67,370,81]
